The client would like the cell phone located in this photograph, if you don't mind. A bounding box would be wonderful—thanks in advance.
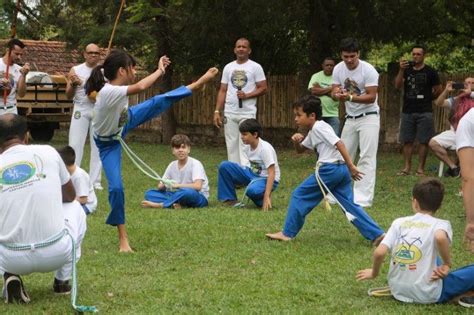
[407,61,416,67]
[452,82,464,90]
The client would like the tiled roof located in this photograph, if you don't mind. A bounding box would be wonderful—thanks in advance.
[0,39,107,75]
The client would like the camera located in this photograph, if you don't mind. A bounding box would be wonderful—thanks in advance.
[407,61,416,67]
[452,82,464,90]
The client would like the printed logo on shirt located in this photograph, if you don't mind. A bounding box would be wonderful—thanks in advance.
[231,70,248,90]
[343,78,362,95]
[74,110,81,119]
[393,235,423,265]
[118,107,128,128]
[250,160,264,176]
[0,161,36,185]
[0,71,15,95]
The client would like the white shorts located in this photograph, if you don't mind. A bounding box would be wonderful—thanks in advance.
[456,108,474,151]
[0,201,87,280]
[432,129,456,150]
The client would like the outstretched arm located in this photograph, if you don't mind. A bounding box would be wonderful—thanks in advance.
[127,55,170,95]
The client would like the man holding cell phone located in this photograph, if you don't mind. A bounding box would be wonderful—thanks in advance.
[394,45,442,177]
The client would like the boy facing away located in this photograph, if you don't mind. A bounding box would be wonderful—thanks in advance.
[356,178,474,307]
[266,95,384,244]
[141,134,209,209]
[217,118,280,211]
[57,145,98,215]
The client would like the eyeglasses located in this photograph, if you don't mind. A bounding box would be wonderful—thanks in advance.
[86,52,100,56]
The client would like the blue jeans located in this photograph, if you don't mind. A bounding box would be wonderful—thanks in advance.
[144,188,208,208]
[282,163,384,240]
[437,264,474,303]
[217,161,278,207]
[322,116,341,136]
[95,86,192,226]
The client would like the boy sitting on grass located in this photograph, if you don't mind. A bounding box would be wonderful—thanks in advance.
[141,134,209,209]
[217,118,280,211]
[58,145,98,215]
[266,95,384,243]
[356,178,474,307]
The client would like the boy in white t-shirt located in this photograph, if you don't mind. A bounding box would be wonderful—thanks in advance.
[58,146,98,215]
[141,134,209,209]
[266,95,384,243]
[357,178,474,306]
[217,118,280,211]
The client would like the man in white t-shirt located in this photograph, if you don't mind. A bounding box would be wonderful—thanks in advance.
[141,134,209,209]
[0,39,30,115]
[58,145,98,214]
[213,38,267,165]
[217,119,280,211]
[66,43,103,190]
[357,178,474,306]
[332,38,380,207]
[0,114,87,304]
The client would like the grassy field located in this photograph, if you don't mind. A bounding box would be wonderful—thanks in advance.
[1,131,472,314]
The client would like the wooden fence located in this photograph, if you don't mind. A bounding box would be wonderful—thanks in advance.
[131,71,472,146]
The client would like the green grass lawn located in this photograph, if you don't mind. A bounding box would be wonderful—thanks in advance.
[2,131,472,314]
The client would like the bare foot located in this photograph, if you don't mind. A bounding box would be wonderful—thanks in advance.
[372,233,385,247]
[141,200,163,208]
[187,67,219,91]
[119,239,134,253]
[265,231,292,241]
[172,203,182,209]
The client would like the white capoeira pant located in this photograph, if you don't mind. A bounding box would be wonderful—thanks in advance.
[0,201,86,281]
[69,106,102,186]
[224,112,255,165]
[0,106,17,115]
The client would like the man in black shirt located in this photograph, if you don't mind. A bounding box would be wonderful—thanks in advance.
[394,45,442,176]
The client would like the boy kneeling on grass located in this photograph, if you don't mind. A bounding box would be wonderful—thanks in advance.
[357,178,474,308]
[217,118,280,211]
[141,134,209,209]
[266,95,384,244]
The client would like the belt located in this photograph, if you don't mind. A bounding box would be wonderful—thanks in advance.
[94,131,121,142]
[345,111,378,119]
[1,105,15,110]
[1,229,67,251]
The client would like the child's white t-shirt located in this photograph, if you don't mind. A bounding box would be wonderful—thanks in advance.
[71,166,97,213]
[302,120,343,163]
[381,213,452,304]
[243,138,280,182]
[0,145,69,243]
[221,59,266,116]
[93,83,129,137]
[163,157,209,199]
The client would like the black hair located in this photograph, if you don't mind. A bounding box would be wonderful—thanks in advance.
[411,44,426,54]
[322,57,336,64]
[412,178,444,212]
[339,38,359,53]
[0,114,27,144]
[170,134,192,148]
[85,48,137,95]
[292,95,322,120]
[6,38,25,50]
[57,145,76,166]
[239,118,263,138]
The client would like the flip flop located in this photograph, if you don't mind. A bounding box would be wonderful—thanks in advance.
[415,171,426,177]
[396,170,410,176]
[368,286,392,297]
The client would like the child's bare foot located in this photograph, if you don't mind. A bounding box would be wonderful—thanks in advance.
[265,231,293,241]
[187,67,219,91]
[141,200,164,208]
[172,203,182,209]
[119,238,134,253]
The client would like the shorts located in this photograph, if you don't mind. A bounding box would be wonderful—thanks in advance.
[456,108,474,151]
[431,129,456,150]
[399,112,434,144]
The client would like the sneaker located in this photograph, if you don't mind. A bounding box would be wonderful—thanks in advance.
[459,296,474,308]
[3,273,30,304]
[93,183,103,190]
[53,278,71,295]
[444,166,460,177]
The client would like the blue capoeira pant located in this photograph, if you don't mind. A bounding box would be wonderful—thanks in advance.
[217,161,278,207]
[144,188,208,208]
[94,86,192,226]
[282,162,384,240]
[437,264,474,303]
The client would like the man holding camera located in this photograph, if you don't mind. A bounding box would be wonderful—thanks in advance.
[395,45,442,176]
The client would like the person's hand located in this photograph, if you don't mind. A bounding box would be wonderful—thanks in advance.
[19,63,30,76]
[157,182,166,191]
[68,74,82,87]
[349,164,364,181]
[334,87,350,101]
[430,264,449,281]
[464,223,474,253]
[1,77,11,89]
[463,81,472,95]
[237,90,246,99]
[445,81,454,92]
[356,268,375,281]
[399,58,409,69]
[158,55,171,73]
[291,133,305,143]
[213,111,222,128]
[262,195,272,211]
[171,182,181,189]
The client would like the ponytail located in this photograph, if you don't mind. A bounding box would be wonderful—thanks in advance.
[85,64,105,97]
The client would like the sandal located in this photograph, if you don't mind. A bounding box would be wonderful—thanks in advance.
[396,170,410,176]
[415,171,426,177]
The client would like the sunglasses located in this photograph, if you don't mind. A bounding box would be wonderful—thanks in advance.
[86,52,100,56]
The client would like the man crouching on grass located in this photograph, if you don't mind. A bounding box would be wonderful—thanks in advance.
[266,95,384,244]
